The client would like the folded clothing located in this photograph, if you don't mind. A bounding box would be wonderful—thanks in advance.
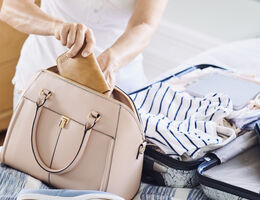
[17,189,124,200]
[131,80,236,160]
[228,94,260,131]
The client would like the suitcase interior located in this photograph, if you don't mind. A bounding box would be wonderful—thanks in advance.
[139,64,228,187]
[197,125,260,200]
[139,65,260,195]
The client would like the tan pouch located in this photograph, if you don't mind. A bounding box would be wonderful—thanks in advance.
[57,53,110,94]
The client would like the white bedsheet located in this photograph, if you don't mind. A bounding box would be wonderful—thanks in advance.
[1,38,258,200]
[151,38,260,84]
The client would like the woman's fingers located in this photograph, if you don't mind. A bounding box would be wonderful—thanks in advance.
[67,24,86,57]
[55,22,96,57]
[66,23,77,48]
[107,71,116,96]
[82,28,96,57]
[60,23,70,46]
[97,52,116,94]
[109,72,116,90]
[105,69,116,91]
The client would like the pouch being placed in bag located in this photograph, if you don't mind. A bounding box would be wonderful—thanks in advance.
[57,52,110,94]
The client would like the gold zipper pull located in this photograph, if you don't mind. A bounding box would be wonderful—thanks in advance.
[59,116,70,128]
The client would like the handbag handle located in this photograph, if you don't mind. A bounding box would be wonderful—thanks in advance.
[31,89,100,174]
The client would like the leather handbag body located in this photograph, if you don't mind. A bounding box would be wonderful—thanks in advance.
[0,64,146,199]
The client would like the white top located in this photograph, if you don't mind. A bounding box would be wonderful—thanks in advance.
[13,0,147,93]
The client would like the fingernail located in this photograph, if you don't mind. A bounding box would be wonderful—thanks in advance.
[66,53,71,58]
[82,52,88,57]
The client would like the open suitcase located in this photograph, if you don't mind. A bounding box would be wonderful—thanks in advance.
[198,123,260,200]
[129,64,260,200]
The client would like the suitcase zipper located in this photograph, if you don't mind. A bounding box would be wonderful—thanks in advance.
[145,146,204,170]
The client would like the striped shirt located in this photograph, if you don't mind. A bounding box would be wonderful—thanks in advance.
[130,76,236,160]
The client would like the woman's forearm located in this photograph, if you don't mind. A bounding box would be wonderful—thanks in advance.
[108,23,154,71]
[0,0,61,35]
[101,0,168,72]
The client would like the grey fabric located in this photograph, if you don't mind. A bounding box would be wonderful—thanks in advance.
[185,73,260,110]
[212,131,258,163]
[135,184,209,200]
[147,156,199,188]
[203,145,260,194]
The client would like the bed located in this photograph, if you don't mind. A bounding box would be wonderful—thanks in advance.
[0,38,259,200]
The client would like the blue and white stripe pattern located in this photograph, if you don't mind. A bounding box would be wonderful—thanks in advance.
[0,164,49,200]
[130,78,236,159]
[0,163,208,200]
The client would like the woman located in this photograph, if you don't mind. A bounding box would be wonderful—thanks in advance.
[0,0,168,107]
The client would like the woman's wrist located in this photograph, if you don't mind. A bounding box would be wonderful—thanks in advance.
[102,48,120,72]
[51,19,64,37]
[97,48,118,72]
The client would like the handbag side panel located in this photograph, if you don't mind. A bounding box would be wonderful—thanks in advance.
[106,106,144,200]
[0,71,49,183]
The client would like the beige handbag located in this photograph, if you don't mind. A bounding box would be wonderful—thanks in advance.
[0,56,146,200]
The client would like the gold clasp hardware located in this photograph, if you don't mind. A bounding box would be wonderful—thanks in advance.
[89,111,101,122]
[37,89,52,106]
[40,89,52,100]
[59,116,70,128]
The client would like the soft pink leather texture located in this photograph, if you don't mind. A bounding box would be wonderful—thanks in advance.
[0,67,145,200]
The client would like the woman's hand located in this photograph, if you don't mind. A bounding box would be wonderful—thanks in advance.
[97,49,117,90]
[54,22,96,58]
[0,0,95,58]
[0,0,96,59]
